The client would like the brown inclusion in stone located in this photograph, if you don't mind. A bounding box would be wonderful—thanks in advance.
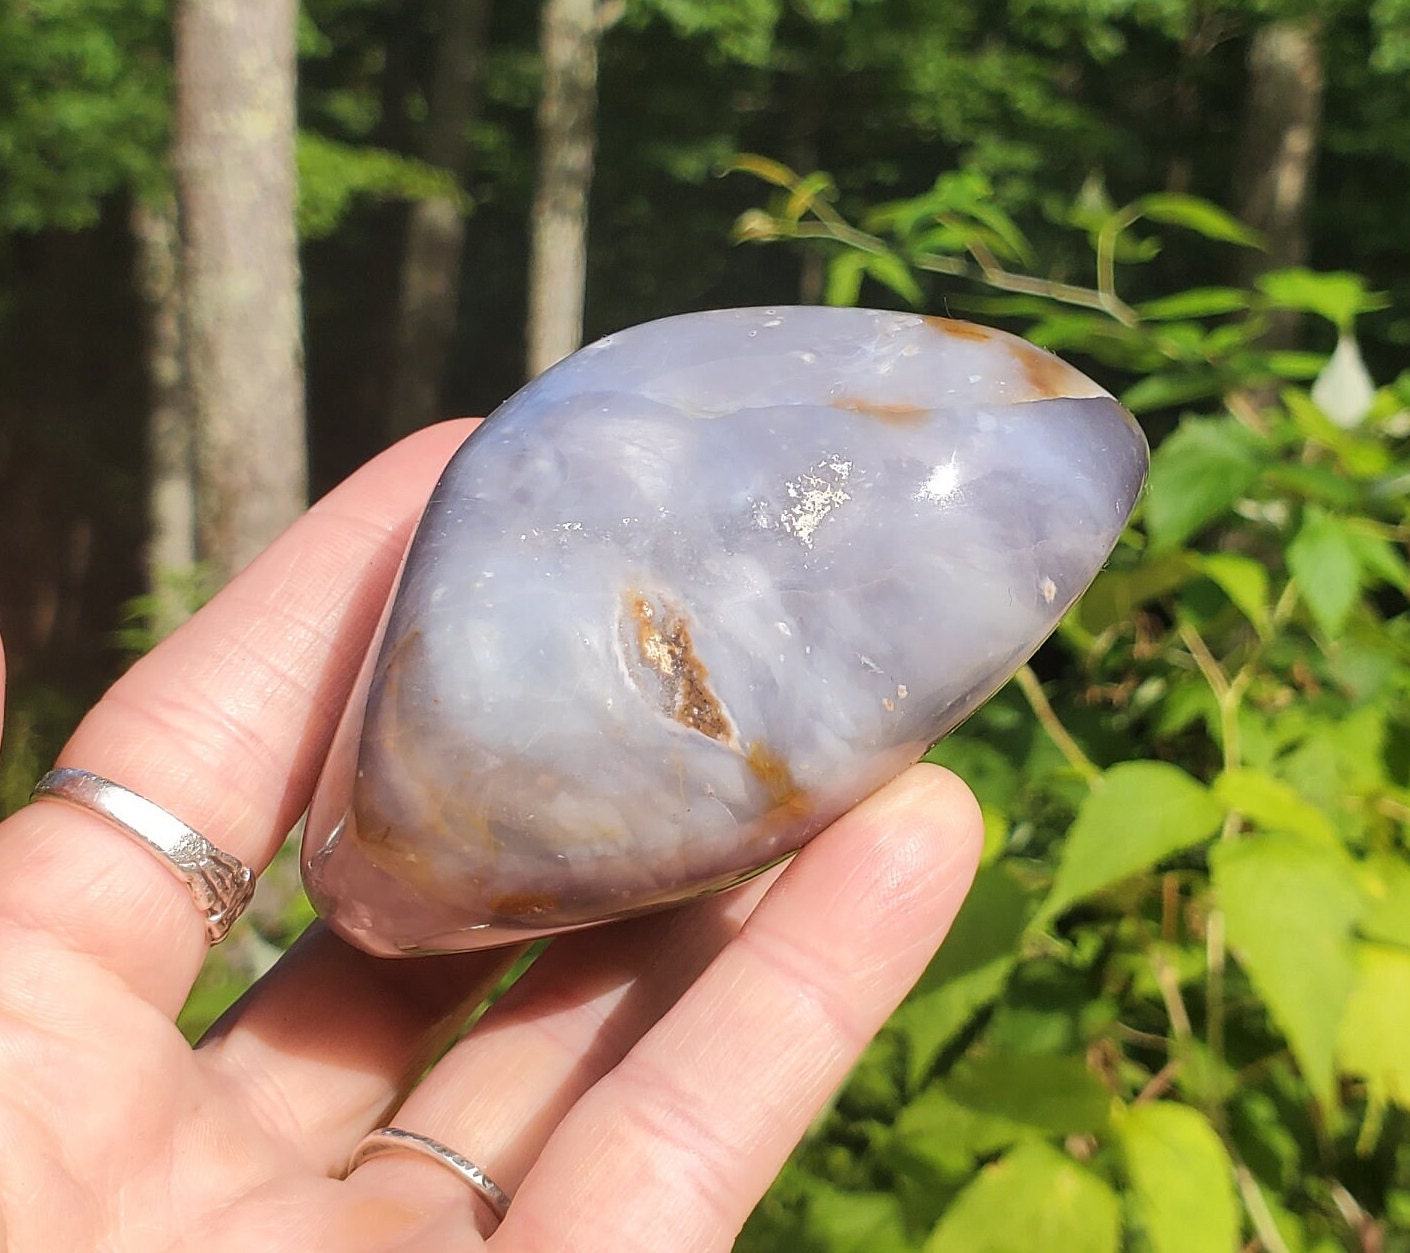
[832,397,928,426]
[487,890,561,920]
[922,314,1085,400]
[625,591,734,743]
[745,741,803,810]
[1015,342,1084,399]
[921,316,994,342]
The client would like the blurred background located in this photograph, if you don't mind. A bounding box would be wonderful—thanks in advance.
[2,1,1409,1249]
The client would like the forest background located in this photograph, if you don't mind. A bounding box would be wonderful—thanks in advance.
[2,0,1410,1249]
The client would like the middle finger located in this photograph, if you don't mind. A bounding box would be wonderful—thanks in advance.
[200,868,778,1173]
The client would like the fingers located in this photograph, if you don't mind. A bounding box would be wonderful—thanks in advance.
[0,421,476,1013]
[336,869,781,1235]
[336,766,980,1251]
[501,765,981,1253]
[198,845,775,1181]
[196,926,526,1173]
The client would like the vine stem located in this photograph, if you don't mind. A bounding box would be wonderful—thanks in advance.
[1014,665,1102,786]
[1149,948,1193,1040]
[1235,1161,1293,1253]
[1179,621,1239,770]
[774,220,1141,324]
[1178,620,1245,1126]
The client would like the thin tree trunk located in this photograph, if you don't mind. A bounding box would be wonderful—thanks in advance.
[131,195,196,638]
[787,72,825,304]
[526,0,611,378]
[175,0,306,583]
[1234,18,1324,345]
[385,0,492,441]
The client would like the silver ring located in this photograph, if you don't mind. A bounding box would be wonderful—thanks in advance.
[29,768,255,944]
[349,1127,511,1225]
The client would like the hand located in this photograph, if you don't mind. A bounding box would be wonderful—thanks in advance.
[0,422,982,1253]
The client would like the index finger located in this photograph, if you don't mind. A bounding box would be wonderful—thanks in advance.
[0,421,476,1013]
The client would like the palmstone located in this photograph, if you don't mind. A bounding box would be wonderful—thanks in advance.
[303,307,1148,955]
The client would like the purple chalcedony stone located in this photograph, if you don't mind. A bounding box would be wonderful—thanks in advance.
[302,307,1148,955]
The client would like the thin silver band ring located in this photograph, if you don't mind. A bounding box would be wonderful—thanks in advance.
[29,767,255,944]
[349,1127,512,1225]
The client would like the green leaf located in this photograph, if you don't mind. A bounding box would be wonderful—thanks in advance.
[1339,943,1410,1120]
[783,170,836,222]
[1229,1088,1303,1194]
[864,250,923,305]
[978,802,1009,865]
[925,738,1020,811]
[1287,508,1363,638]
[297,134,468,239]
[800,1184,912,1253]
[1284,385,1356,444]
[1257,268,1390,333]
[1043,763,1224,921]
[1117,1102,1239,1253]
[178,960,255,1043]
[1120,369,1224,414]
[1136,287,1252,321]
[825,250,867,307]
[1135,193,1263,248]
[1360,854,1410,948]
[1212,768,1339,844]
[944,1052,1111,1137]
[726,153,800,189]
[892,864,1035,1086]
[1284,389,1392,477]
[923,1140,1120,1253]
[1263,463,1362,509]
[1263,350,1328,380]
[1200,553,1272,638]
[1344,523,1410,590]
[1077,553,1199,635]
[891,1084,1030,1176]
[1143,418,1265,552]
[1213,833,1366,1107]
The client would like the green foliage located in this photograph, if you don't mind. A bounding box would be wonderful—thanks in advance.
[0,0,469,239]
[1117,1101,1239,1253]
[738,169,1410,1251]
[1044,762,1224,920]
[627,0,787,66]
[296,133,470,239]
[0,0,170,229]
[924,1140,1121,1253]
[0,684,87,819]
[113,563,219,655]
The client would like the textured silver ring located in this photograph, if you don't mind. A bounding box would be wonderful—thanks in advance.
[29,767,255,944]
[349,1127,512,1225]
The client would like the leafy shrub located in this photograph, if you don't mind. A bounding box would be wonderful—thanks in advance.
[734,163,1410,1252]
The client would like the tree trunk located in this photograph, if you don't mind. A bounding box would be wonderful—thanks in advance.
[385,0,492,441]
[787,72,825,304]
[175,0,306,584]
[525,0,609,378]
[131,195,197,639]
[1234,18,1324,345]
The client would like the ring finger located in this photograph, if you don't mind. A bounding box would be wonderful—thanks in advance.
[201,858,781,1179]
[343,765,982,1247]
[0,421,476,1013]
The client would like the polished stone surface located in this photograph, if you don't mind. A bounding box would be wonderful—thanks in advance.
[303,308,1148,954]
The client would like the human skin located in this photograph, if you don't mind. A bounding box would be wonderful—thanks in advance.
[0,420,982,1252]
